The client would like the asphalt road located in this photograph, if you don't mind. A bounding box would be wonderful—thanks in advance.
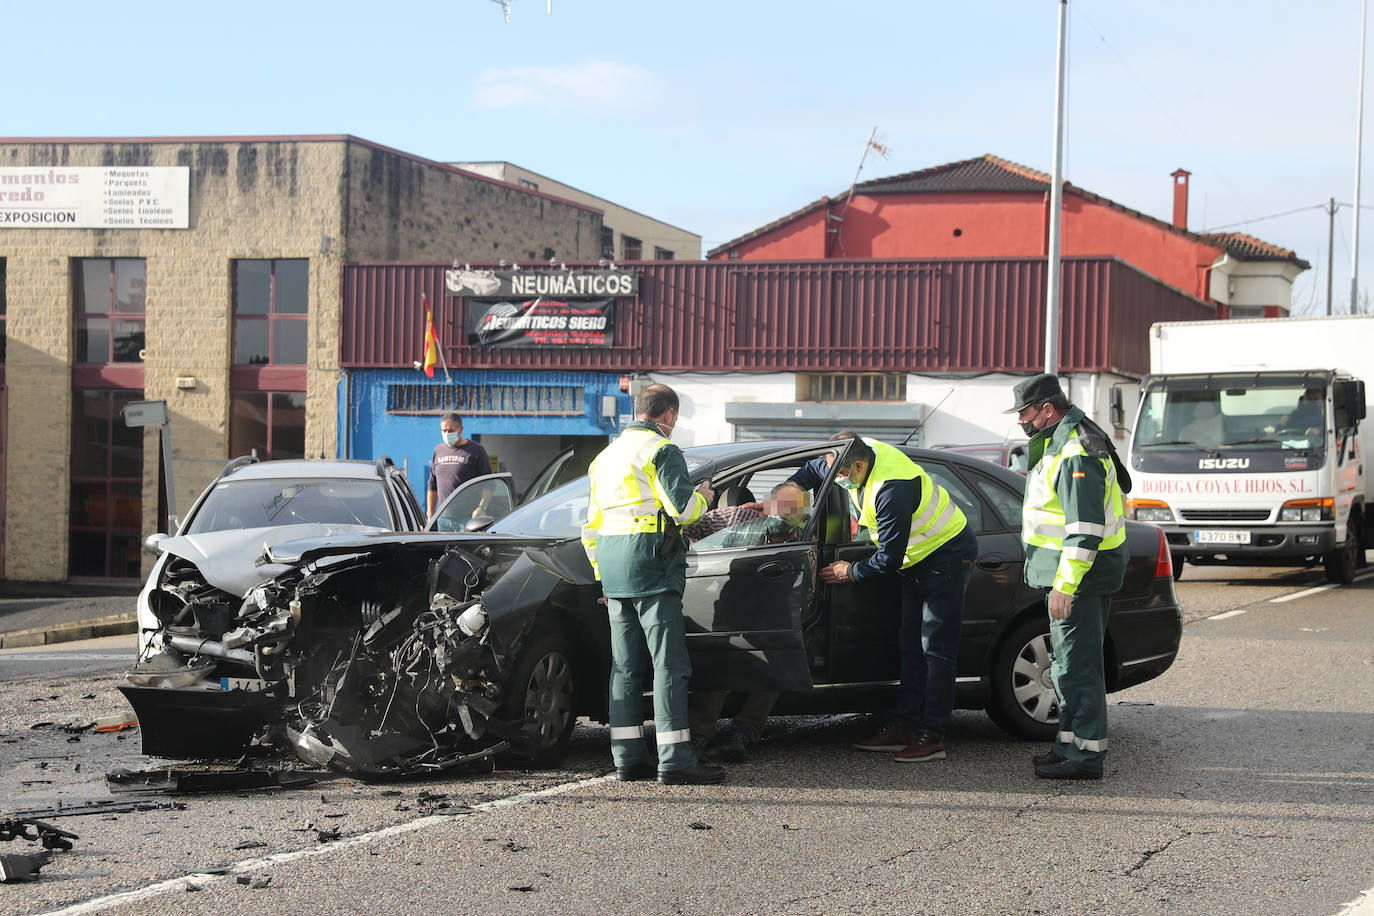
[0,564,1371,915]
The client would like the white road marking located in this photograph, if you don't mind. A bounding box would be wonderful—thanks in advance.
[46,772,618,915]
[1335,883,1374,914]
[1271,583,1338,603]
[0,653,132,661]
[1207,609,1247,620]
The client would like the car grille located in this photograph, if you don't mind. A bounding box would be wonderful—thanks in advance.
[1178,509,1271,522]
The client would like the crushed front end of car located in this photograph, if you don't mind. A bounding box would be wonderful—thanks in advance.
[122,534,554,778]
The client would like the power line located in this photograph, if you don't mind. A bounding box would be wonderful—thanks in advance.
[1201,203,1328,233]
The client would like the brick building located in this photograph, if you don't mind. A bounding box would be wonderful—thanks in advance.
[0,135,603,582]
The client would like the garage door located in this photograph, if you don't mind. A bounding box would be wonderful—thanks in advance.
[725,402,925,447]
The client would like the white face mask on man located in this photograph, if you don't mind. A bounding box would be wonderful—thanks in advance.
[442,430,460,446]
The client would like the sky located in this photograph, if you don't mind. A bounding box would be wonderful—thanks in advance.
[5,0,1372,315]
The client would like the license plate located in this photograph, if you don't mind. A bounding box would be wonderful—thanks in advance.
[1195,530,1251,545]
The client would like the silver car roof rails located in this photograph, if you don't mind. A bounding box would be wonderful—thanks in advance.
[375,455,396,478]
[218,454,260,480]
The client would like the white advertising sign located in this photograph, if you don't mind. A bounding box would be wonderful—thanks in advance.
[0,166,189,229]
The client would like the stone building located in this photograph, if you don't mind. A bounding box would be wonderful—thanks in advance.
[0,134,602,582]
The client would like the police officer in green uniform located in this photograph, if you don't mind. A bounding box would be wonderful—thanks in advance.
[1009,374,1130,780]
[581,384,726,786]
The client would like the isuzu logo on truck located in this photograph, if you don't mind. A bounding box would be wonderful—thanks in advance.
[1198,457,1250,470]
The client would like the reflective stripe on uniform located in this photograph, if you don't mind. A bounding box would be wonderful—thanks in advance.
[610,726,644,740]
[1066,521,1107,537]
[597,514,662,535]
[1057,729,1108,752]
[655,728,692,746]
[1063,545,1097,563]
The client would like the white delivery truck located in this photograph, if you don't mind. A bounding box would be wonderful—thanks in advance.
[1124,315,1371,583]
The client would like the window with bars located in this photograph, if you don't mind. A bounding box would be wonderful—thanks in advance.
[621,235,642,261]
[74,258,146,364]
[387,384,583,416]
[600,227,614,260]
[233,259,308,365]
[797,373,907,402]
[654,247,674,260]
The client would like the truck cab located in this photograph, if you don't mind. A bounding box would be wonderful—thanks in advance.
[1126,369,1368,582]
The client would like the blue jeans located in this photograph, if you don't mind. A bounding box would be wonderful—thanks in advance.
[891,525,976,738]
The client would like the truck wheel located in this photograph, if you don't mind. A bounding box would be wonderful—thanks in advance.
[1323,517,1361,585]
[987,616,1059,741]
[499,633,577,765]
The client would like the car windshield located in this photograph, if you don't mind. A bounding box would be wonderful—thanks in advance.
[185,477,392,534]
[491,477,592,540]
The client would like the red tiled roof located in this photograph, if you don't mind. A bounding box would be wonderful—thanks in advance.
[708,154,1309,269]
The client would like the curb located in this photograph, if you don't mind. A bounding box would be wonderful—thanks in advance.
[0,613,138,649]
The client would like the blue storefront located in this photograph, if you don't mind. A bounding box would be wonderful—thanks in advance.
[338,367,634,503]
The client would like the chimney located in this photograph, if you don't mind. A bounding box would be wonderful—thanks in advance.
[1171,168,1191,229]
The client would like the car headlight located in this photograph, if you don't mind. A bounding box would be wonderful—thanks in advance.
[1279,498,1333,522]
[1126,499,1174,523]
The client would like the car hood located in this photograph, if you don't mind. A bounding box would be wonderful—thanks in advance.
[158,523,385,595]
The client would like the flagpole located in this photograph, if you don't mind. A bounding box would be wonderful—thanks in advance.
[422,292,452,383]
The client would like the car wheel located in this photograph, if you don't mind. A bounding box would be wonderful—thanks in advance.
[499,633,577,764]
[987,616,1059,741]
[1323,516,1361,585]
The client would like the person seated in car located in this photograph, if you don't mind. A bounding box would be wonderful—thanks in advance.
[1178,401,1224,448]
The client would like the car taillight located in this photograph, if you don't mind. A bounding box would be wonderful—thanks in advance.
[1153,527,1173,579]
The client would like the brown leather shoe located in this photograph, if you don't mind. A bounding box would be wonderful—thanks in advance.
[893,731,946,762]
[852,725,912,752]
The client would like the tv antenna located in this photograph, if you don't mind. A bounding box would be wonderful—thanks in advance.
[490,0,552,22]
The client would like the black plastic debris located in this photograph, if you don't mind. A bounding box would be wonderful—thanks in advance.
[1,818,78,852]
[1,851,52,883]
[236,875,252,885]
[506,885,535,893]
[107,766,319,794]
[6,800,184,820]
[688,821,712,830]
[251,877,272,889]
[234,841,267,851]
[316,828,341,843]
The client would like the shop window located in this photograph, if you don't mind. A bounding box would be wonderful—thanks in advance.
[518,177,539,191]
[654,247,674,260]
[796,373,907,402]
[600,227,615,260]
[621,235,642,261]
[230,391,306,460]
[233,259,308,365]
[74,259,146,364]
[69,389,143,579]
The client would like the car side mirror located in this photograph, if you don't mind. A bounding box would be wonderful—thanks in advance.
[143,533,167,556]
[465,515,496,532]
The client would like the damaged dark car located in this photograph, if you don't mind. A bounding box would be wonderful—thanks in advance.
[123,439,1184,776]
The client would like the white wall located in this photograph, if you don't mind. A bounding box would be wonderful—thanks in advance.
[647,371,1135,447]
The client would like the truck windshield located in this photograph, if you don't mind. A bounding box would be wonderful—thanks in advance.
[1134,384,1325,452]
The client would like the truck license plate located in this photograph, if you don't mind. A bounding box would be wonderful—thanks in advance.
[1195,530,1251,545]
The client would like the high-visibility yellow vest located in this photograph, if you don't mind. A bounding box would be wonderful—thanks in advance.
[1021,426,1126,594]
[853,439,967,568]
[582,426,707,577]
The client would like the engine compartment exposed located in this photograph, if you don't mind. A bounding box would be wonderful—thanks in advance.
[123,544,541,777]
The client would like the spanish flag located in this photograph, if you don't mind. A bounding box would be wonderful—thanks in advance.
[422,293,439,378]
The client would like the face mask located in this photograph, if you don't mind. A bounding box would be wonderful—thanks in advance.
[442,431,460,446]
[656,423,673,438]
[1019,405,1045,436]
[835,475,857,491]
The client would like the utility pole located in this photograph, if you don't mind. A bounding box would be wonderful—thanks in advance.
[1045,0,1068,374]
[1328,197,1337,316]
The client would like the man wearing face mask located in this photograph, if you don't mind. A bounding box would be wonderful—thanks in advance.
[1008,374,1130,780]
[817,433,978,763]
[427,412,493,521]
[582,384,724,785]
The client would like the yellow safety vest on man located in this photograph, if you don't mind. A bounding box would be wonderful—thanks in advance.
[851,438,968,569]
[1021,409,1128,595]
[582,422,707,598]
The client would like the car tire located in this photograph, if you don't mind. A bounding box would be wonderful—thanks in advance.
[499,633,577,765]
[1323,516,1361,585]
[987,616,1059,741]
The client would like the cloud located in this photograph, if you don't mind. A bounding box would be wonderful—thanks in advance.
[474,60,655,114]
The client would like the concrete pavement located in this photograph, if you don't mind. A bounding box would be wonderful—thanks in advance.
[0,580,139,649]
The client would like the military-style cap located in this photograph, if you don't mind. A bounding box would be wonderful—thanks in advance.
[1005,373,1066,413]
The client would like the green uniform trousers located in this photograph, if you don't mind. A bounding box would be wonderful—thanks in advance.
[607,592,697,772]
[1049,592,1110,774]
